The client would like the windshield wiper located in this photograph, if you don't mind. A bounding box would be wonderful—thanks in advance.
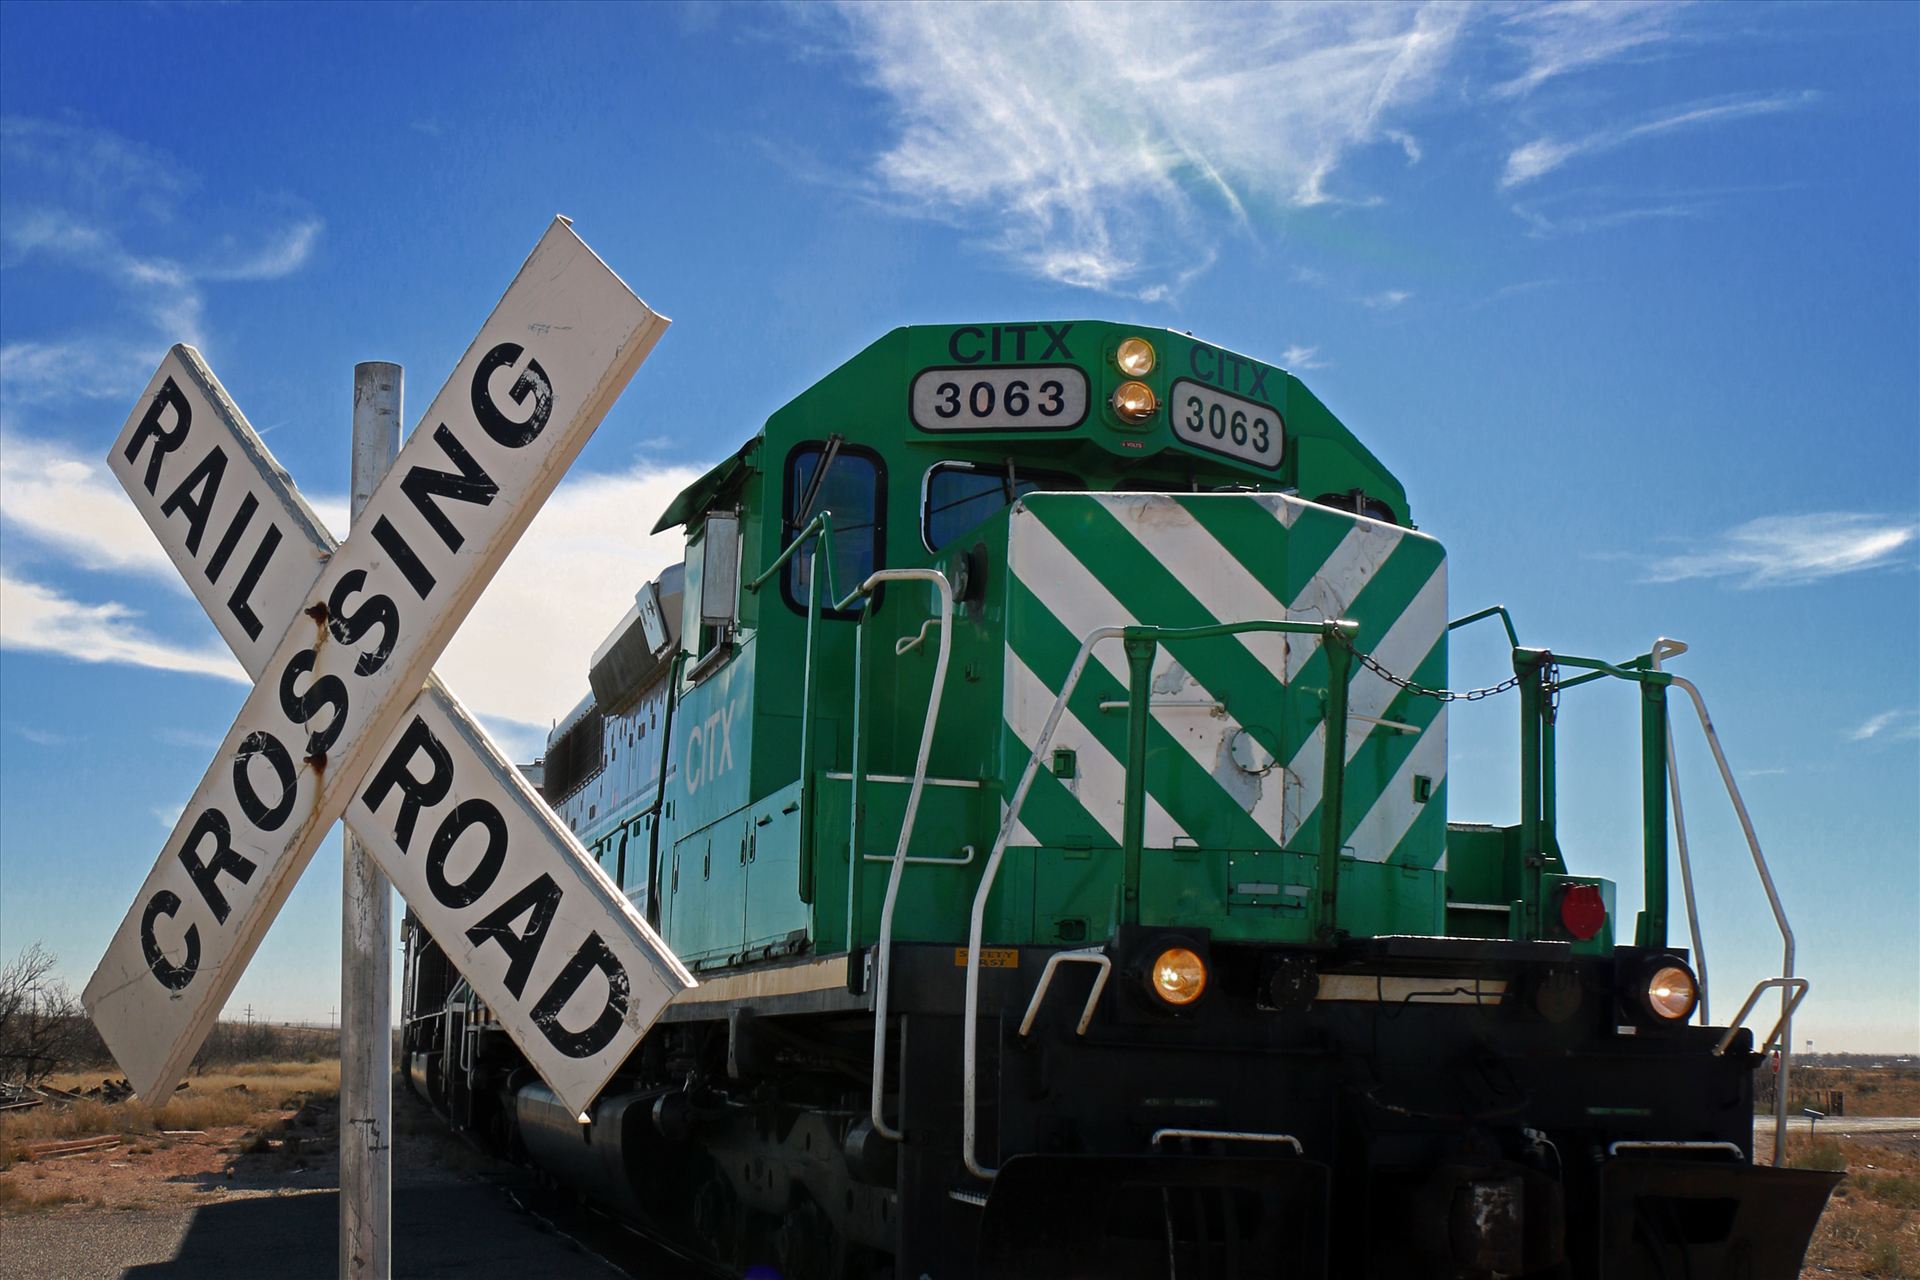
[791,433,844,531]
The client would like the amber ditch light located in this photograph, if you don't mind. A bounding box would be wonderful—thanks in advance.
[1149,946,1207,1006]
[1112,380,1158,424]
[1644,962,1698,1021]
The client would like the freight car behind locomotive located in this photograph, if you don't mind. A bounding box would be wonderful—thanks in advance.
[401,321,1837,1278]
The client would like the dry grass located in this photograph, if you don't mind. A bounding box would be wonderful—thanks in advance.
[1796,1135,1920,1279]
[1791,1135,1851,1173]
[0,1060,338,1149]
[1780,1066,1920,1119]
[0,1178,86,1212]
[1854,1172,1920,1213]
[44,1058,340,1094]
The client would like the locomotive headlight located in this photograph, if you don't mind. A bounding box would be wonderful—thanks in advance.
[1115,337,1157,376]
[1112,380,1159,424]
[1149,946,1208,1006]
[1643,960,1698,1021]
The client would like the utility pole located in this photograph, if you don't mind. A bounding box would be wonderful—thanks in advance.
[342,361,400,1280]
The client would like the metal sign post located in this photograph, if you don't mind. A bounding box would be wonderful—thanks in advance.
[342,362,400,1279]
[81,219,698,1274]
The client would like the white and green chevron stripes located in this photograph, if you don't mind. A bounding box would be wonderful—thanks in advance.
[1001,493,1448,874]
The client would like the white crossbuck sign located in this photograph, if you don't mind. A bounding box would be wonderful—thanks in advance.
[84,219,695,1118]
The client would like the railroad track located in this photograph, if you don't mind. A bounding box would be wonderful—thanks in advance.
[486,1174,729,1280]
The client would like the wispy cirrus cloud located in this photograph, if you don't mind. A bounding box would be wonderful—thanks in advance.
[193,220,324,284]
[0,423,699,746]
[0,117,191,221]
[0,432,178,577]
[1501,90,1818,189]
[830,1,1464,296]
[1506,180,1804,238]
[0,209,323,399]
[0,572,247,684]
[1848,709,1920,744]
[1646,513,1918,588]
[1280,344,1326,370]
[0,429,349,578]
[12,725,77,747]
[0,116,323,406]
[1509,192,1710,237]
[1486,278,1561,302]
[823,3,1810,288]
[1493,1,1686,99]
[153,726,221,752]
[0,338,165,405]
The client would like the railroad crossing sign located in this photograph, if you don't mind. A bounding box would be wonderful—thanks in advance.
[83,219,694,1119]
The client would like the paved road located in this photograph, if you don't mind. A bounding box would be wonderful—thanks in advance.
[0,1181,675,1279]
[1754,1114,1920,1138]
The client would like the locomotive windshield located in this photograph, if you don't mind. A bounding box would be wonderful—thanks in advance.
[783,439,883,613]
[922,460,1080,551]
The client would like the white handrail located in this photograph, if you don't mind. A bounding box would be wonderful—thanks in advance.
[1665,669,1801,1167]
[1713,978,1810,1059]
[864,569,955,1142]
[863,844,975,866]
[1152,1127,1304,1156]
[1017,948,1112,1037]
[964,625,1125,1179]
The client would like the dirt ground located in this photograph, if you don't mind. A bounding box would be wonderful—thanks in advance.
[0,1062,490,1218]
[1751,1130,1920,1279]
[0,1067,640,1280]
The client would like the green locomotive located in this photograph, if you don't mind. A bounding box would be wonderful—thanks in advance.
[401,321,1838,1277]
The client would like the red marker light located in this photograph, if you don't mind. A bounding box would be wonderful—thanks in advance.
[1560,884,1607,941]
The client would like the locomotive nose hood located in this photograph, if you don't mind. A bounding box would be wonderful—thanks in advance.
[991,490,1449,939]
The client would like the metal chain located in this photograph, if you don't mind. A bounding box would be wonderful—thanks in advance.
[1332,630,1547,704]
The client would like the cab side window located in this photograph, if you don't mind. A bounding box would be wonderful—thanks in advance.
[923,461,1078,551]
[784,441,884,616]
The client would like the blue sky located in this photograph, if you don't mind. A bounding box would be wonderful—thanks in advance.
[1,1,1914,1049]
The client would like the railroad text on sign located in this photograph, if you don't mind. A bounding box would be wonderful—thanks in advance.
[85,220,689,1116]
